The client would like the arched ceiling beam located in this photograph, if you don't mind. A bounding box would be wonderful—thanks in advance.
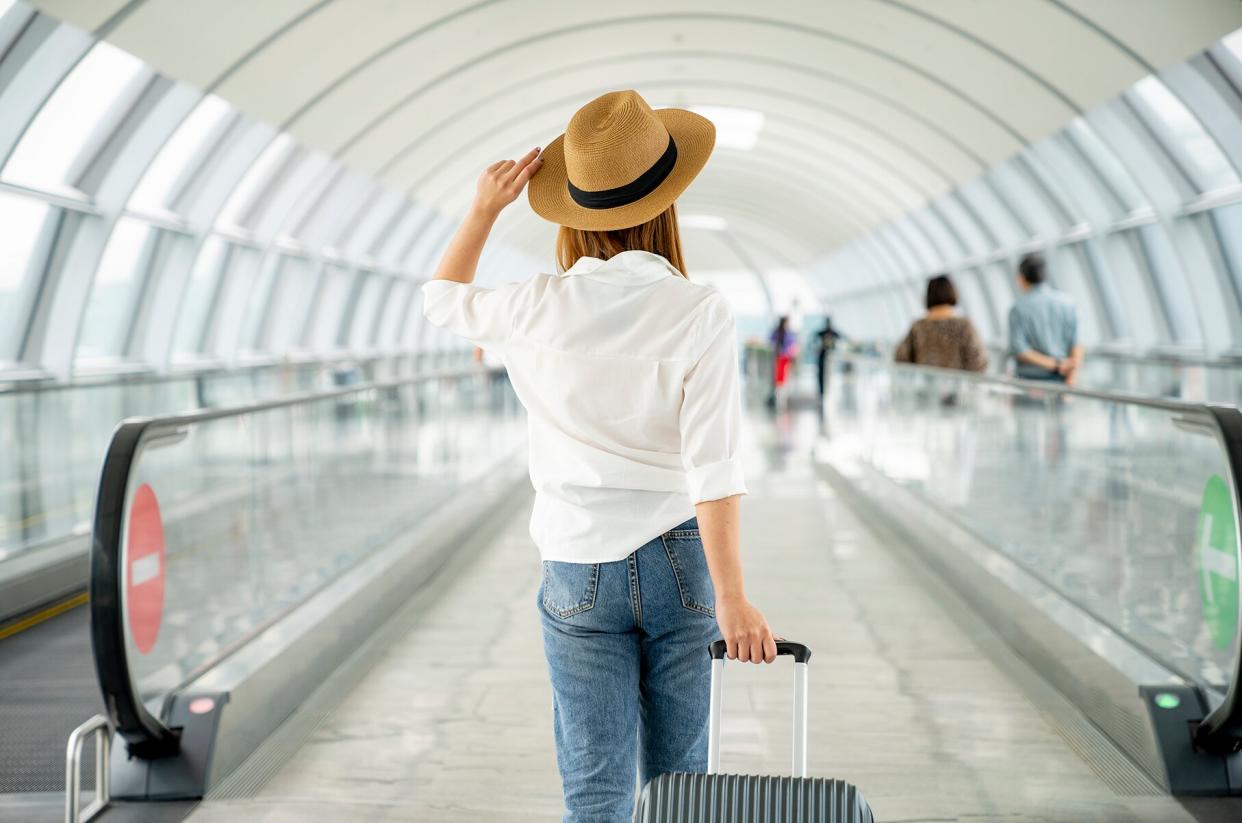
[407,99,960,274]
[68,0,1220,155]
[300,10,1035,159]
[467,153,880,264]
[429,136,891,250]
[482,164,858,254]
[403,80,955,211]
[405,106,937,238]
[882,0,1084,111]
[417,107,924,230]
[369,48,991,183]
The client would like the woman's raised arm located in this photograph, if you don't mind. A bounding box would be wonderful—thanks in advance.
[432,148,542,284]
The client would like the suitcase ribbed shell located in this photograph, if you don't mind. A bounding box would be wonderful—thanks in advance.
[637,773,874,822]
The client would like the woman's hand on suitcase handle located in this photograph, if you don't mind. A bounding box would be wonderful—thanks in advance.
[695,495,775,663]
[715,595,778,663]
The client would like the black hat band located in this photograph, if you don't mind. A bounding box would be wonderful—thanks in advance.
[566,136,678,210]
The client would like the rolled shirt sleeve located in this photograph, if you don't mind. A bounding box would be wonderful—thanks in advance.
[680,296,747,503]
[421,279,522,346]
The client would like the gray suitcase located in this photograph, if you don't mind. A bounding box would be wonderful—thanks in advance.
[636,640,874,822]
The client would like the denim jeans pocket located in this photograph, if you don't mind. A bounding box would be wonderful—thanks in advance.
[661,529,716,617]
[541,561,599,619]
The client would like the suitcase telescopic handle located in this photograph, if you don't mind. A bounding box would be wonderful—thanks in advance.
[706,639,811,778]
[708,639,812,664]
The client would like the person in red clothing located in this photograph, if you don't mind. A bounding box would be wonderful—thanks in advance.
[769,315,798,407]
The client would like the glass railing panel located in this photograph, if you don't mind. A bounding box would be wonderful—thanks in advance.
[116,370,523,708]
[0,356,417,573]
[1074,356,1242,405]
[825,356,1239,697]
[0,379,198,564]
[851,341,1242,404]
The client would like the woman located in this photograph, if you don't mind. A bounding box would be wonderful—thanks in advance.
[421,90,775,822]
[895,274,989,373]
[769,315,798,407]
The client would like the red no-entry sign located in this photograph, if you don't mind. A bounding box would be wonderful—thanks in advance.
[126,483,166,655]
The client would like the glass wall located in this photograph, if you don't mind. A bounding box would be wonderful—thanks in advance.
[0,1,503,385]
[825,356,1238,694]
[821,24,1242,363]
[0,192,52,365]
[5,0,1242,382]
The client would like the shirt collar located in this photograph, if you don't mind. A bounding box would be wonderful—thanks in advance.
[560,250,680,285]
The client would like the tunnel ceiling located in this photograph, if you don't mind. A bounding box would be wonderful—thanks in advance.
[29,0,1242,268]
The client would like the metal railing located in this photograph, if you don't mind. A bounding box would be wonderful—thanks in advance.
[0,349,453,394]
[0,349,473,624]
[833,352,1242,759]
[846,338,1242,402]
[64,715,110,823]
[86,365,509,761]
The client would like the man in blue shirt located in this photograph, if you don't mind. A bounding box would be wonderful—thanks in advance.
[1008,253,1083,383]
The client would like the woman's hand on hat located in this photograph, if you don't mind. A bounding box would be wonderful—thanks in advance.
[472,147,543,219]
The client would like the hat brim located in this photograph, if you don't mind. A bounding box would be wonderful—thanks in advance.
[527,108,715,232]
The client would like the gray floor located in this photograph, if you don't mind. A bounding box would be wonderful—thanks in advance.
[183,408,1240,822]
[0,603,99,794]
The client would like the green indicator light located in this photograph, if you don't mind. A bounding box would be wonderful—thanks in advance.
[1154,693,1181,710]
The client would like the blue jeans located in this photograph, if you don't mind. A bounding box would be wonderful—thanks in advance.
[538,517,719,822]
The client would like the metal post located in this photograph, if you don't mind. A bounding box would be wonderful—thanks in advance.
[792,661,808,778]
[707,657,724,774]
[93,725,107,810]
[65,715,111,823]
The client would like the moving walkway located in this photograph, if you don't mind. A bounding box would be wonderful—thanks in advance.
[822,355,1242,794]
[4,356,1242,821]
[0,364,524,821]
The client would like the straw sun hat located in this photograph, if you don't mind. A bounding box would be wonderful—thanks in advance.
[528,90,715,231]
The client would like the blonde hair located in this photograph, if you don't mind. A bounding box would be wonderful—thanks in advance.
[556,202,687,277]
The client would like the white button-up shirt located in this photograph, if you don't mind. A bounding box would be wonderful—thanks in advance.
[422,249,747,563]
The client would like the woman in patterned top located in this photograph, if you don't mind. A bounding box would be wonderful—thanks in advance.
[895,275,988,373]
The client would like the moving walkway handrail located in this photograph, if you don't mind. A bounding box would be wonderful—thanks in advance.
[0,349,420,395]
[88,365,498,759]
[984,342,1242,369]
[851,339,1242,371]
[838,353,1242,753]
[877,354,1229,416]
[1200,405,1242,752]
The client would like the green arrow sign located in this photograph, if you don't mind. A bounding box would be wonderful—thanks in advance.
[1195,475,1239,651]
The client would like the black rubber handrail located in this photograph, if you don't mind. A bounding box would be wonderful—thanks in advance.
[870,339,1242,370]
[840,353,1242,754]
[1200,406,1242,753]
[881,355,1224,416]
[90,416,182,757]
[88,365,497,757]
[1001,344,1242,369]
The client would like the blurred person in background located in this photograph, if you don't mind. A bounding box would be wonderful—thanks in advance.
[895,274,988,373]
[815,315,843,399]
[768,315,797,408]
[1008,253,1082,384]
